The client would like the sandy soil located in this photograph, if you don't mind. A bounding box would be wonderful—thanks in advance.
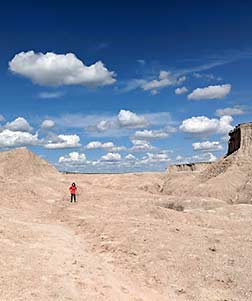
[0,148,252,300]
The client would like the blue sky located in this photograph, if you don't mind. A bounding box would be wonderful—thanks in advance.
[0,0,252,172]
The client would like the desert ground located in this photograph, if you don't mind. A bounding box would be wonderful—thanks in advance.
[0,147,252,301]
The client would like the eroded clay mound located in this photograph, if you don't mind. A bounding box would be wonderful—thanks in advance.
[162,150,252,204]
[0,147,59,179]
[0,148,63,209]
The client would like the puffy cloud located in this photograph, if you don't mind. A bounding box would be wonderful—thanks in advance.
[117,109,148,128]
[142,71,186,94]
[188,84,231,100]
[0,129,38,148]
[175,86,188,95]
[86,141,114,149]
[9,51,116,87]
[142,71,175,90]
[41,119,55,129]
[218,115,234,134]
[0,115,5,122]
[119,72,184,94]
[86,110,149,133]
[85,141,126,152]
[96,120,115,131]
[109,146,127,152]
[44,134,81,149]
[175,152,217,164]
[139,152,171,164]
[215,107,244,117]
[130,139,155,152]
[179,115,233,136]
[134,126,176,140]
[125,154,136,161]
[86,120,116,132]
[60,111,173,138]
[5,117,33,132]
[59,152,87,165]
[192,141,223,152]
[101,152,121,162]
[134,129,168,140]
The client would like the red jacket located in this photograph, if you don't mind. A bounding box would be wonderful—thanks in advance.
[69,185,77,194]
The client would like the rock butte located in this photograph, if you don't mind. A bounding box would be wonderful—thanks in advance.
[167,122,252,173]
[163,122,252,204]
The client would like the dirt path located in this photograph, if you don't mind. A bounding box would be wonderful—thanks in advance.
[0,199,164,300]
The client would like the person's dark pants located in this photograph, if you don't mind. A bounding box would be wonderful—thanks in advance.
[71,194,76,202]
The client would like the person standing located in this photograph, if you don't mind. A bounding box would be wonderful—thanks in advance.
[69,182,77,202]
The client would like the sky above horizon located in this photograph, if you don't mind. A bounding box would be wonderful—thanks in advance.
[1,0,252,172]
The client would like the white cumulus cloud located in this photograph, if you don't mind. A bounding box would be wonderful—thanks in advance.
[188,84,231,100]
[9,51,116,87]
[59,152,87,165]
[215,107,244,117]
[142,71,186,94]
[125,154,136,161]
[0,129,38,148]
[85,141,126,152]
[95,120,115,132]
[175,152,217,164]
[192,141,223,152]
[139,152,171,164]
[101,152,121,162]
[109,146,126,152]
[41,119,55,129]
[80,111,172,137]
[130,139,155,152]
[179,115,233,136]
[134,126,176,140]
[86,141,114,149]
[175,86,188,95]
[117,109,148,128]
[44,134,81,149]
[5,117,33,132]
[87,110,149,133]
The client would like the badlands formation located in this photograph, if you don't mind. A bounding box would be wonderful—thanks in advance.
[1,123,252,300]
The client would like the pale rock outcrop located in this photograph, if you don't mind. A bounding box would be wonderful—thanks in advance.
[162,123,252,204]
[168,162,212,173]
